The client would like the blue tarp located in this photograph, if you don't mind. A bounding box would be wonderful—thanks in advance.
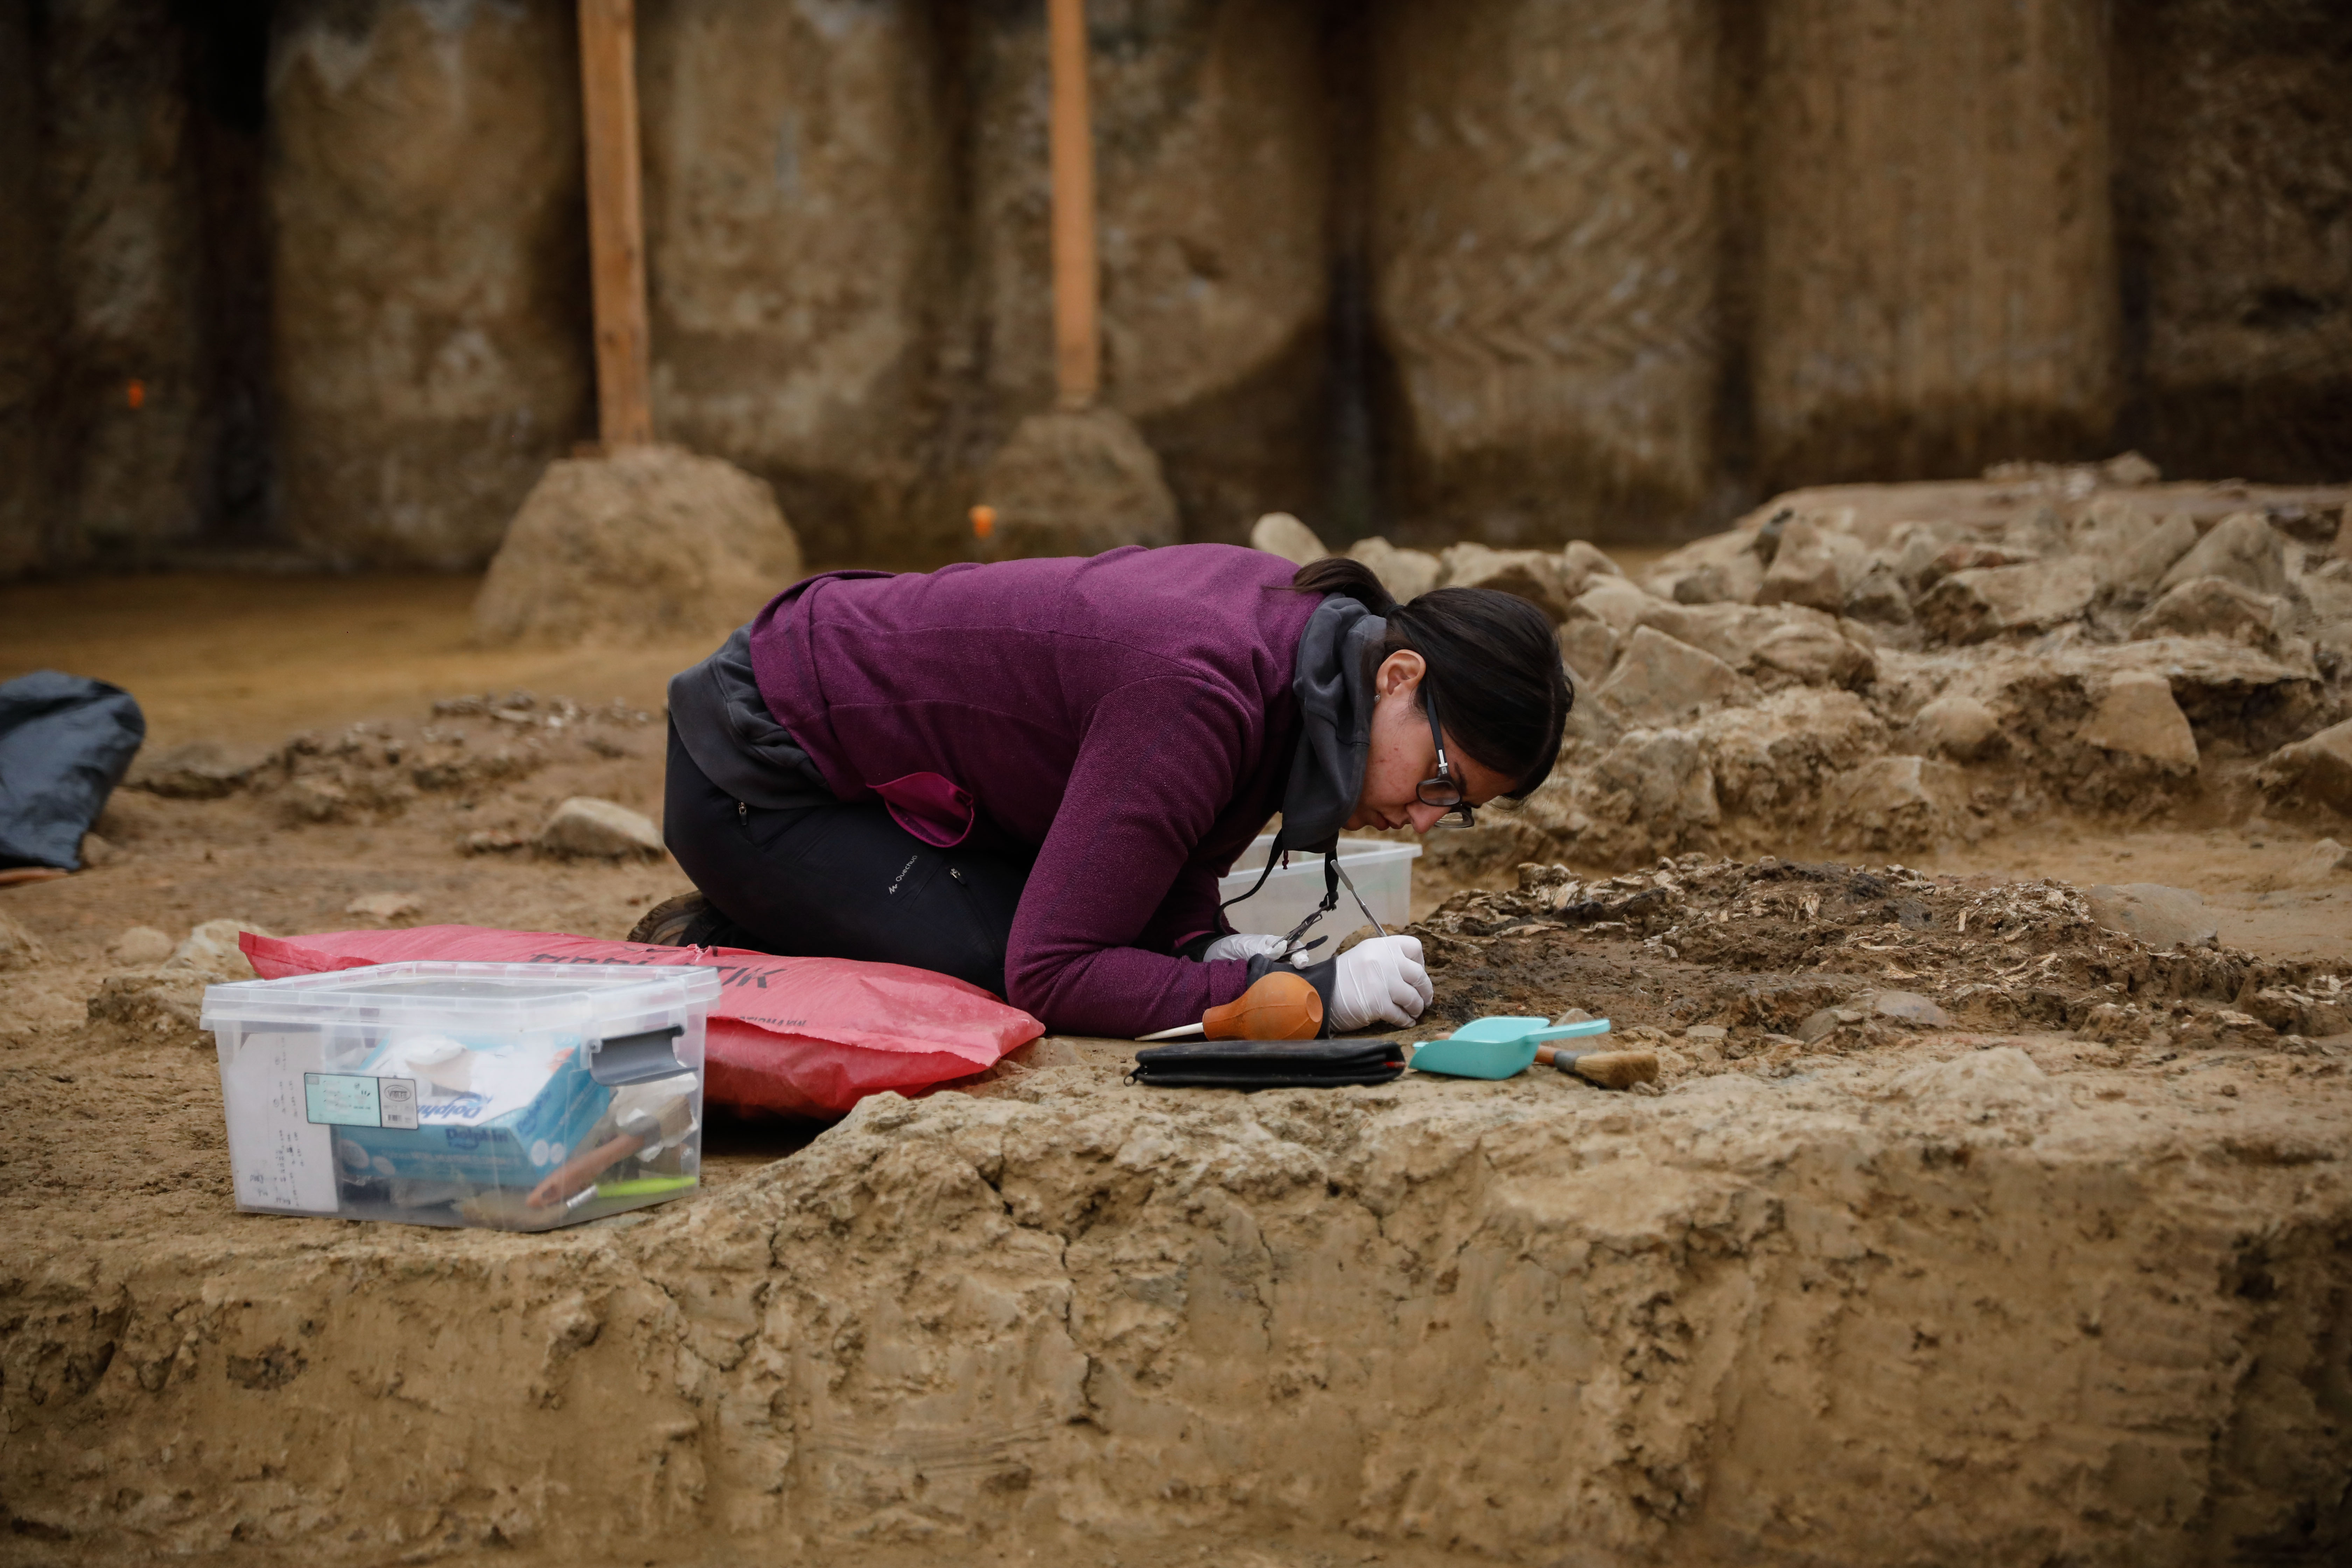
[0,670,145,870]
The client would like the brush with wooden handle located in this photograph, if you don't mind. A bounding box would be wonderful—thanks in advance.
[1533,1044,1660,1090]
[1135,970,1324,1043]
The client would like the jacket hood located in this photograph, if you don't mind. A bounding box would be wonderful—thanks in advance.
[1277,595,1385,853]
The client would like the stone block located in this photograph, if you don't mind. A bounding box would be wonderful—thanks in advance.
[271,0,589,566]
[2157,511,2289,598]
[2079,671,2198,771]
[1916,558,2099,644]
[1593,627,1746,726]
[1754,0,2116,482]
[1370,0,1722,541]
[639,0,955,563]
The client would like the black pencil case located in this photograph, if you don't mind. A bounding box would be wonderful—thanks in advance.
[1129,1038,1406,1090]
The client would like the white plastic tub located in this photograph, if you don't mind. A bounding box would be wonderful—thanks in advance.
[201,960,719,1232]
[1216,834,1421,939]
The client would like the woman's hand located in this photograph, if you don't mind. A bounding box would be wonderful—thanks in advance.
[1329,935,1433,1031]
[1201,932,1291,963]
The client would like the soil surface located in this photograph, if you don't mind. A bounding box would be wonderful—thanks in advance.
[5,569,2352,1565]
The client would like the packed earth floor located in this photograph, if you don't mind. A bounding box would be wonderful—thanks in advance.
[3,551,2351,1566]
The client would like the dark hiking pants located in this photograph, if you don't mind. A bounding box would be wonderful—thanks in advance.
[662,724,1033,998]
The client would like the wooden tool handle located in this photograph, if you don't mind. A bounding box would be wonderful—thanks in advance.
[1202,971,1323,1041]
[1534,1047,1660,1090]
[526,1132,647,1209]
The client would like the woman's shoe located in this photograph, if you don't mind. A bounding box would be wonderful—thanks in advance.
[629,890,730,947]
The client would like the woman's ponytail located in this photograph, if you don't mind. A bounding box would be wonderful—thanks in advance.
[1288,556,1397,615]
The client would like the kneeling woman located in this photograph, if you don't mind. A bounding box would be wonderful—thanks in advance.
[646,546,1572,1040]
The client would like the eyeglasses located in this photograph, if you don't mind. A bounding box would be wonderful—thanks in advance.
[1417,685,1476,829]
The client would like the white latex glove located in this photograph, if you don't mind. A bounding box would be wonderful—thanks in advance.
[1201,932,1290,963]
[1329,935,1433,1032]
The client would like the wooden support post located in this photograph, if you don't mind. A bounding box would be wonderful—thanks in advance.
[578,0,654,447]
[1047,0,1099,410]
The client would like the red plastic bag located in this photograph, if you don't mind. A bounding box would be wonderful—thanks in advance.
[240,925,1045,1119]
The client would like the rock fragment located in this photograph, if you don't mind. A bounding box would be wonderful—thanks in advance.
[1347,536,1442,603]
[2284,838,2350,886]
[1438,544,1575,622]
[0,911,47,970]
[1912,695,2001,761]
[2130,576,2290,651]
[1916,559,2098,643]
[1570,578,1660,635]
[166,919,271,982]
[1647,530,1766,605]
[131,742,259,799]
[1824,756,1962,850]
[2156,511,2288,599]
[1843,563,1913,623]
[2085,883,2218,950]
[1593,628,1745,724]
[1745,617,1876,691]
[1556,621,1617,686]
[1870,991,1952,1028]
[2079,671,2198,772]
[109,926,175,965]
[346,892,424,923]
[1559,540,1623,594]
[538,798,665,859]
[2100,511,2199,597]
[2259,718,2352,815]
[1755,518,1864,612]
[88,971,217,1042]
[1248,512,1327,566]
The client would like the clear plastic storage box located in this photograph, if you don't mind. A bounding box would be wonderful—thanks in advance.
[200,961,720,1232]
[1217,834,1422,939]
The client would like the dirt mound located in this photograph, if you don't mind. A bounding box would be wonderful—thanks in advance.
[1469,473,2352,868]
[472,446,803,647]
[1412,856,2352,1058]
[973,407,1181,559]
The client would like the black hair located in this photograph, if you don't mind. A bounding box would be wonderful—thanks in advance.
[1290,556,1574,798]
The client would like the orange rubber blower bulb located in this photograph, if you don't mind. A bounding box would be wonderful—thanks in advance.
[1198,970,1323,1041]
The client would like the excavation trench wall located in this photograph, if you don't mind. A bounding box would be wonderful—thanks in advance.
[5,1058,2347,1565]
[3,0,2349,571]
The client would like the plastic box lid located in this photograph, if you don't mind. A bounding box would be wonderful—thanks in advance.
[199,960,721,1033]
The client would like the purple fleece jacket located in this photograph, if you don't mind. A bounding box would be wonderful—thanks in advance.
[746,544,1320,1037]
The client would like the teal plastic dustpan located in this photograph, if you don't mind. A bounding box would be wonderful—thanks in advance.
[1408,1015,1613,1080]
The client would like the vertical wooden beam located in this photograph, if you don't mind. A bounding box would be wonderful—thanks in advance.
[1047,0,1100,410]
[579,0,654,447]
